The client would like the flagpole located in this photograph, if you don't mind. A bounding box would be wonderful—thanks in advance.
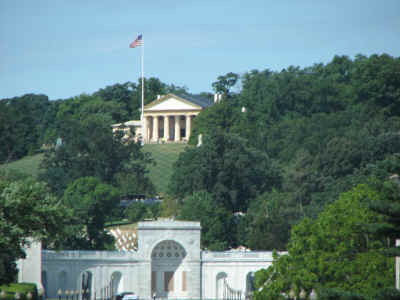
[141,35,144,146]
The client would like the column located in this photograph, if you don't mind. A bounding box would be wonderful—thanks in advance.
[152,116,159,142]
[146,116,152,142]
[174,115,181,142]
[164,116,170,141]
[186,115,192,140]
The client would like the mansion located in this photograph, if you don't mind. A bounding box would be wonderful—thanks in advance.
[112,94,216,143]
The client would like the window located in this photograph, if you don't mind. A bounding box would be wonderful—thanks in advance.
[152,271,156,293]
[164,272,174,292]
[182,271,187,291]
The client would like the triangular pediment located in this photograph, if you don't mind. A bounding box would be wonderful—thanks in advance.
[144,94,203,112]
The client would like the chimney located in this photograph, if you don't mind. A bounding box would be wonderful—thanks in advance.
[214,93,222,103]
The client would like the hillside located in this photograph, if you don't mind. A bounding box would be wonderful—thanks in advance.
[142,143,187,194]
[0,144,185,195]
[0,153,44,177]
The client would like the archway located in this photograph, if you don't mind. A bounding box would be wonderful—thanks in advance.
[58,271,68,290]
[245,272,255,299]
[80,271,93,299]
[216,272,228,300]
[41,271,47,297]
[111,271,123,295]
[151,240,187,298]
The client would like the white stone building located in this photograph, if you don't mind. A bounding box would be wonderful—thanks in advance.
[35,220,280,299]
[112,94,214,143]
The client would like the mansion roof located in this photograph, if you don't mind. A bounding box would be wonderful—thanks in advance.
[144,93,213,111]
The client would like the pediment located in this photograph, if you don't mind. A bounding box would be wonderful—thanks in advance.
[144,94,202,112]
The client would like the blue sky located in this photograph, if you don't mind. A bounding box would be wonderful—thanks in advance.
[1,0,399,100]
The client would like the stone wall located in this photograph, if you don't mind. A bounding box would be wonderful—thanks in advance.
[19,221,282,299]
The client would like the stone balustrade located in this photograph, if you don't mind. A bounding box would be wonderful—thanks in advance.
[42,250,139,261]
[201,251,287,262]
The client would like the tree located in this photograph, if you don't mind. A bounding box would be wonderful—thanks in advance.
[353,54,400,116]
[244,190,298,250]
[178,191,234,250]
[0,175,70,284]
[212,72,239,97]
[94,82,136,119]
[253,184,394,300]
[61,177,119,250]
[126,201,161,223]
[169,132,281,212]
[0,94,51,162]
[188,100,241,145]
[39,116,154,196]
[55,94,128,124]
[365,175,400,256]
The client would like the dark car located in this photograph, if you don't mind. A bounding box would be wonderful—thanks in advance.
[116,292,136,300]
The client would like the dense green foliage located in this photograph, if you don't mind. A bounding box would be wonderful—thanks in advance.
[253,184,395,300]
[171,53,400,251]
[178,191,235,250]
[2,54,400,295]
[60,177,119,250]
[0,94,51,163]
[366,172,400,257]
[39,116,154,197]
[170,132,281,212]
[0,171,70,284]
[0,77,187,164]
[0,282,38,300]
[126,201,161,224]
[0,77,190,260]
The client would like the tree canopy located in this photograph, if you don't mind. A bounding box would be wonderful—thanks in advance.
[0,172,70,284]
[39,116,154,196]
[169,132,281,212]
[253,184,395,300]
[173,53,400,251]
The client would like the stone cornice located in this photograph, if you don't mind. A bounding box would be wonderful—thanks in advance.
[42,250,139,261]
[144,94,203,110]
[138,220,201,230]
[143,110,200,115]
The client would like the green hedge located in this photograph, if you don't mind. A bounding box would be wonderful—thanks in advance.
[0,283,38,300]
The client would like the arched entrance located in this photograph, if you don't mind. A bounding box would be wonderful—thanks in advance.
[41,271,47,297]
[246,272,255,299]
[80,270,93,299]
[58,271,68,290]
[111,271,123,295]
[216,272,227,300]
[151,240,187,298]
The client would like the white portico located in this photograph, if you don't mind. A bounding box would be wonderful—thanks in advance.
[142,94,212,143]
[111,94,213,144]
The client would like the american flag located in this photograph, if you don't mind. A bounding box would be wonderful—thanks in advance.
[129,34,143,48]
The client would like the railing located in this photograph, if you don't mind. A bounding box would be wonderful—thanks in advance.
[222,279,244,300]
[42,250,139,260]
[201,251,279,261]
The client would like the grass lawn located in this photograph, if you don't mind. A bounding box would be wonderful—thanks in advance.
[143,143,188,195]
[0,153,44,177]
[0,144,187,195]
